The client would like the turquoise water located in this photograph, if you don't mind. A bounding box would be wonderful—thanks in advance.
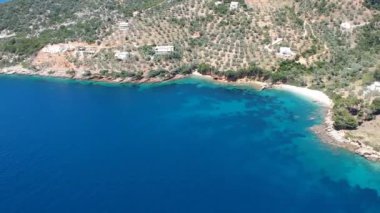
[0,75,380,212]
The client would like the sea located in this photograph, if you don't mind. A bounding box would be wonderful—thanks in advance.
[0,75,380,212]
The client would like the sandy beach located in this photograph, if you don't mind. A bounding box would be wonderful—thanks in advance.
[272,84,332,107]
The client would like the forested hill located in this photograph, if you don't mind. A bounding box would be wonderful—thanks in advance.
[365,0,380,9]
[0,0,166,33]
[0,0,167,54]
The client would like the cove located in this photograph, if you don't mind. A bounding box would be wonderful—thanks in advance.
[0,75,380,212]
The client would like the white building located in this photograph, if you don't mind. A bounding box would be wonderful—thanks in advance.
[229,1,239,11]
[215,1,223,6]
[340,22,352,33]
[364,82,380,96]
[133,11,140,17]
[154,45,174,55]
[277,47,295,58]
[77,46,96,54]
[115,51,130,61]
[118,22,129,31]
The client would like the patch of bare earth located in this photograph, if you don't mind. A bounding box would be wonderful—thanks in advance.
[350,117,380,151]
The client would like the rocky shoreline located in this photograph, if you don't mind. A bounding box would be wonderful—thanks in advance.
[1,66,380,162]
[311,109,380,162]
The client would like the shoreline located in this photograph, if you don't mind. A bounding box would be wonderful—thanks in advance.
[1,67,380,161]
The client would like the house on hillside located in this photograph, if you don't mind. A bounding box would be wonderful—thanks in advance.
[77,46,96,55]
[340,22,352,33]
[229,1,239,10]
[154,45,174,55]
[277,47,295,58]
[118,22,129,31]
[115,51,130,61]
[215,1,223,6]
[133,11,140,17]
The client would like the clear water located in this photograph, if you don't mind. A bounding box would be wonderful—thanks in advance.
[0,75,380,212]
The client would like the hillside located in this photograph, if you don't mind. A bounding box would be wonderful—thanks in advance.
[0,0,379,151]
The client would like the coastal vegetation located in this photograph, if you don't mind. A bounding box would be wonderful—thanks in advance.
[364,0,380,10]
[372,98,380,115]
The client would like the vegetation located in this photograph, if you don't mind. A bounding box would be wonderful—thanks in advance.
[364,0,380,10]
[0,19,102,56]
[375,69,380,81]
[372,98,380,115]
[333,108,359,130]
[147,69,170,78]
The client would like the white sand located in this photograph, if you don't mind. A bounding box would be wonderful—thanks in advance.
[274,84,333,107]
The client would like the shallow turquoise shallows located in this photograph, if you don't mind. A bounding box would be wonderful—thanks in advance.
[0,75,380,212]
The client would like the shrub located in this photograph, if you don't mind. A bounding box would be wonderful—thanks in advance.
[333,107,359,130]
[374,69,380,81]
[197,63,215,75]
[371,98,380,115]
[364,0,380,10]
[147,69,169,78]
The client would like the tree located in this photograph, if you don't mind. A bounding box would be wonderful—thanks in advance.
[333,107,359,130]
[374,68,380,81]
[364,0,380,10]
[371,98,380,115]
[197,63,214,75]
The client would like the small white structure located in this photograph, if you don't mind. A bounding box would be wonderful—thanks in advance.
[133,11,140,17]
[364,82,380,96]
[340,22,352,33]
[215,1,223,6]
[277,47,295,58]
[42,44,69,54]
[229,1,239,10]
[77,46,96,54]
[154,45,174,55]
[118,22,129,31]
[115,51,130,61]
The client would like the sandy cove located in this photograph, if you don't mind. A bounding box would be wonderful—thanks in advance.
[192,73,380,161]
[1,67,380,161]
[272,85,380,161]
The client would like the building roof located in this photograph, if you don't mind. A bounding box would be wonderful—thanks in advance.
[340,22,352,29]
[118,22,129,31]
[279,47,294,54]
[215,1,223,6]
[154,46,174,52]
[115,51,130,60]
[230,1,239,7]
[230,1,239,6]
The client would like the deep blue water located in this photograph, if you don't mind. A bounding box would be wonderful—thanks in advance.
[0,76,380,212]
